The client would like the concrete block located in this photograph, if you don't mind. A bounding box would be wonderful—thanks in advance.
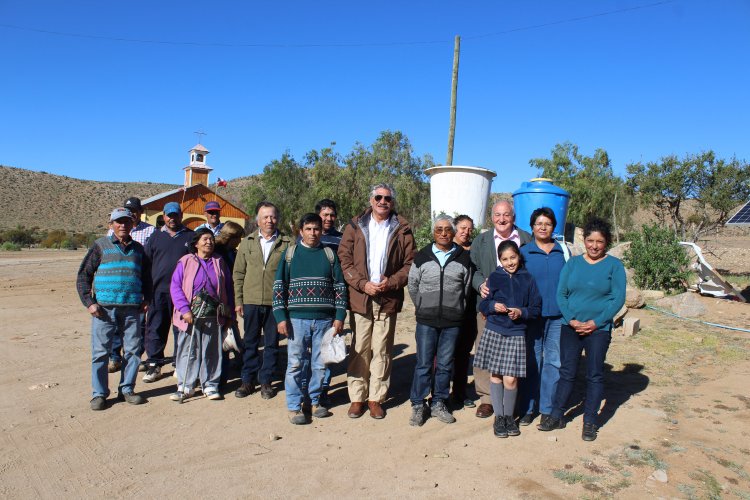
[623,317,640,337]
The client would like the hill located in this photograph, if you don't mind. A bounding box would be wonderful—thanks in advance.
[0,166,256,233]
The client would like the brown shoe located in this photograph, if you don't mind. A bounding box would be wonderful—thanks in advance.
[368,401,386,419]
[475,403,494,418]
[347,402,366,418]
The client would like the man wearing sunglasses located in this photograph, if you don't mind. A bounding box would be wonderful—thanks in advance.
[338,183,415,419]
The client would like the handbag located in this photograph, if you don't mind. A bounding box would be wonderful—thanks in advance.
[190,288,219,318]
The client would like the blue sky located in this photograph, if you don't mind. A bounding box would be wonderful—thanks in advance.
[1,1,748,193]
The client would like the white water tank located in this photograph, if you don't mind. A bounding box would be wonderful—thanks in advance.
[425,165,497,230]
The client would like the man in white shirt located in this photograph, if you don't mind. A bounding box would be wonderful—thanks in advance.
[233,202,291,400]
[338,183,416,419]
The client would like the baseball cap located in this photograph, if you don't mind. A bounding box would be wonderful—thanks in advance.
[110,207,134,222]
[163,202,182,216]
[205,201,221,211]
[124,197,143,211]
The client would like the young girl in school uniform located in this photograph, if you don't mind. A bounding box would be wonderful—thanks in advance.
[474,240,542,437]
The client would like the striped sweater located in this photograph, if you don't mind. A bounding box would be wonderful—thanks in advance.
[272,244,348,323]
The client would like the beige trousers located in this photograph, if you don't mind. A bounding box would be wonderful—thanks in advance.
[474,313,491,404]
[347,300,397,403]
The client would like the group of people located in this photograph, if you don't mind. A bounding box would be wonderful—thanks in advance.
[77,185,625,440]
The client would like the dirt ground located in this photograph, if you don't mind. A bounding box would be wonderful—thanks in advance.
[1,249,749,499]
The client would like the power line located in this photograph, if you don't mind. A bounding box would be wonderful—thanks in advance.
[0,1,675,49]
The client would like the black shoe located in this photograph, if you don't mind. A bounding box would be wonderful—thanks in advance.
[493,415,508,438]
[582,422,598,441]
[505,415,520,436]
[90,396,106,411]
[260,383,275,400]
[537,415,566,431]
[519,412,536,426]
[234,382,255,398]
[117,391,145,405]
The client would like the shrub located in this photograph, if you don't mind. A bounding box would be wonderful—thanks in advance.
[41,230,68,248]
[624,224,690,292]
[1,241,21,251]
[0,225,37,246]
[60,239,77,250]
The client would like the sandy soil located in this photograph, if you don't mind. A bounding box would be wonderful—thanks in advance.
[1,249,749,499]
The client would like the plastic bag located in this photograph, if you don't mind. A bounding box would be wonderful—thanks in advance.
[320,327,346,365]
[221,322,243,353]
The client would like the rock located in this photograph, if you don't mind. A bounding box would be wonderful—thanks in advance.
[649,469,668,483]
[655,292,707,318]
[642,290,665,301]
[269,434,281,441]
[625,287,645,308]
[547,436,558,442]
[613,304,628,326]
[607,242,631,260]
[432,452,450,459]
[623,317,640,337]
[625,267,636,286]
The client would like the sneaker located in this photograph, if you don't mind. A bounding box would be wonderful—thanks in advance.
[234,382,255,398]
[117,391,145,405]
[519,412,536,426]
[582,422,598,441]
[138,363,147,372]
[142,365,161,383]
[311,405,331,418]
[505,415,520,436]
[205,389,223,401]
[463,398,477,408]
[537,415,566,431]
[288,410,307,425]
[409,404,429,427]
[170,386,195,401]
[493,415,508,438]
[107,360,122,373]
[260,383,275,400]
[90,396,106,411]
[431,400,456,424]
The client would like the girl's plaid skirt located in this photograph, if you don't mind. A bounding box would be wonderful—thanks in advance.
[473,328,526,377]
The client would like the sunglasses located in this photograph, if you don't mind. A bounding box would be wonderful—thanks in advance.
[373,195,393,203]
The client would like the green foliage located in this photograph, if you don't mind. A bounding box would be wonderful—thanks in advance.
[60,239,77,250]
[626,151,750,241]
[1,241,21,251]
[529,142,636,235]
[0,225,38,246]
[243,131,433,235]
[41,230,68,249]
[624,224,690,292]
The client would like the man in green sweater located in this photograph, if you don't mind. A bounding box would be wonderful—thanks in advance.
[273,213,348,425]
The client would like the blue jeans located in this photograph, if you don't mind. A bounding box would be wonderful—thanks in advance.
[409,323,459,406]
[521,316,562,415]
[285,317,332,411]
[240,304,279,385]
[110,313,145,363]
[91,306,143,398]
[551,325,611,424]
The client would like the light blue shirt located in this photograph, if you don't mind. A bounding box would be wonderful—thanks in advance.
[432,243,457,267]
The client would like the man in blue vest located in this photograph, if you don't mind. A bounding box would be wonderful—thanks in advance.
[77,207,152,411]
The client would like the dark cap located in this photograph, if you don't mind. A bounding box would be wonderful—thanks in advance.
[124,197,143,211]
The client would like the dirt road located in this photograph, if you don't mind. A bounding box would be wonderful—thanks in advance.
[1,250,748,498]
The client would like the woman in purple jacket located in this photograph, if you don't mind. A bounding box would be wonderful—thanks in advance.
[169,228,234,401]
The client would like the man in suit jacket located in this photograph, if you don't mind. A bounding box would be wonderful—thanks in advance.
[469,200,531,418]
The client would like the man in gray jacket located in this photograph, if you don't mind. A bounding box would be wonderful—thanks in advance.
[407,215,472,426]
[469,200,531,418]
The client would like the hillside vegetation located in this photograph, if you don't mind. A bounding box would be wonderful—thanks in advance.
[0,166,254,233]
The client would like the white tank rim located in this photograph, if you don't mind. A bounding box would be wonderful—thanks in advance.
[425,165,497,178]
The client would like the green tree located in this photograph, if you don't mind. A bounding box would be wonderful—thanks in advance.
[626,151,750,241]
[529,142,635,234]
[624,224,690,292]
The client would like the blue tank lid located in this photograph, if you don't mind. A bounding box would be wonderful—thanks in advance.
[512,178,570,198]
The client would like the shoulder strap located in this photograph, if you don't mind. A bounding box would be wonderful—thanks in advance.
[323,246,335,267]
[560,241,570,262]
[285,244,297,265]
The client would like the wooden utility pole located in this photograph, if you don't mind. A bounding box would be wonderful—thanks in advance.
[446,35,460,166]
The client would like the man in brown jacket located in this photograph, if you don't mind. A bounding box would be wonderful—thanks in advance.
[338,183,416,419]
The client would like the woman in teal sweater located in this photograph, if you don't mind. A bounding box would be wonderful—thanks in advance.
[538,218,626,441]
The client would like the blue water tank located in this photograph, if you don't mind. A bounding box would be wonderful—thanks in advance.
[512,178,571,236]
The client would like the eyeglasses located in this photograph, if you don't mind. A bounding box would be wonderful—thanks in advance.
[433,227,454,234]
[373,195,393,202]
[534,222,554,228]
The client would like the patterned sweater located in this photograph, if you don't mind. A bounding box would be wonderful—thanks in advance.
[272,244,348,323]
